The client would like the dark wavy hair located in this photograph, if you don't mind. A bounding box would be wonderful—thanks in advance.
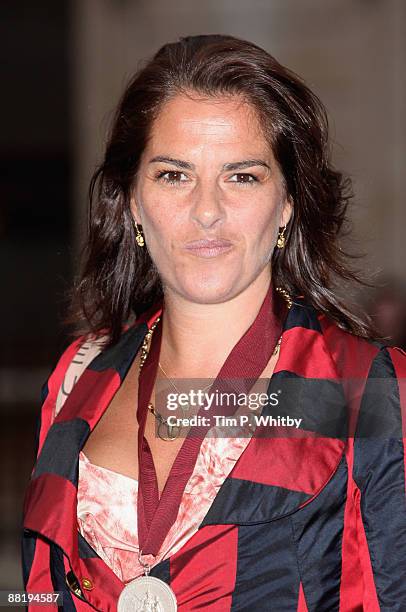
[66,33,380,346]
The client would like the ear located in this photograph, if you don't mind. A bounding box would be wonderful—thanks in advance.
[130,194,142,225]
[280,195,293,227]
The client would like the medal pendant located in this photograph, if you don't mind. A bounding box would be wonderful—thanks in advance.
[157,420,181,441]
[117,575,177,611]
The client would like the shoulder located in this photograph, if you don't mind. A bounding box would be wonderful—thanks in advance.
[43,318,144,416]
[38,333,107,445]
[42,334,105,403]
[53,334,109,419]
[285,296,406,378]
[304,300,406,381]
[41,336,87,406]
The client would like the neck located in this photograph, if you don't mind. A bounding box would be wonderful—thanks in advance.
[158,268,273,379]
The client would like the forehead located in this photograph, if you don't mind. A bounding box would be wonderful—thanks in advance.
[145,92,272,157]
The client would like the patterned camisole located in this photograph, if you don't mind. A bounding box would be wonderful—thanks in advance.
[77,433,252,584]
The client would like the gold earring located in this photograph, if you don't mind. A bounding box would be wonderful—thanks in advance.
[277,224,287,249]
[135,222,145,247]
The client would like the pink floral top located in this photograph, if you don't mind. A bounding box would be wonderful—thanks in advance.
[77,432,252,585]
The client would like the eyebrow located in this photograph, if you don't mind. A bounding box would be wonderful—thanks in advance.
[148,156,271,172]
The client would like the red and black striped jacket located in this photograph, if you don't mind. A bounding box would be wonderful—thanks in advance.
[21,296,406,611]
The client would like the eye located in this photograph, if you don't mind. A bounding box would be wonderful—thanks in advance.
[228,173,259,185]
[155,170,189,185]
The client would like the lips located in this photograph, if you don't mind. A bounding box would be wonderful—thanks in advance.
[184,238,234,258]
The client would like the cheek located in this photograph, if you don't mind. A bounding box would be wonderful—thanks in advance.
[140,199,183,252]
[138,188,168,233]
[243,205,279,246]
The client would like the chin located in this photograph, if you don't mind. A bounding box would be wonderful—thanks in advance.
[173,273,242,304]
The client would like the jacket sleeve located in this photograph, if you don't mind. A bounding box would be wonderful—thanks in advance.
[21,335,87,595]
[352,345,406,611]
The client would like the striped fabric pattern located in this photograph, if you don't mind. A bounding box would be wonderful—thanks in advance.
[21,296,406,611]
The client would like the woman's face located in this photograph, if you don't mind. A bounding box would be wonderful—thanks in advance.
[132,92,292,304]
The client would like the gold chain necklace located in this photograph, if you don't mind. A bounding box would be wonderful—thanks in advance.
[139,317,180,441]
[158,362,214,396]
[139,286,292,441]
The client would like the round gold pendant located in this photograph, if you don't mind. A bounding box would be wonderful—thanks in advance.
[157,420,181,441]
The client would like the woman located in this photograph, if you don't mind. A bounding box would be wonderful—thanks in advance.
[22,34,406,611]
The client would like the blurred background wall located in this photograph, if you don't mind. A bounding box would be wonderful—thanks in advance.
[1,0,405,590]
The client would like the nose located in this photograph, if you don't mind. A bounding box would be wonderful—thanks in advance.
[190,180,226,229]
